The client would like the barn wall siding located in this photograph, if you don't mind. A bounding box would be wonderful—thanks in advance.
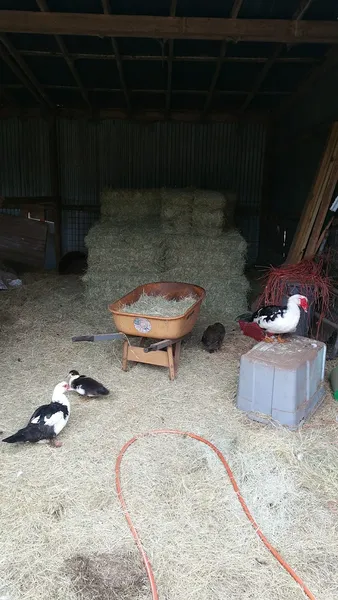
[1,117,267,264]
[263,61,338,265]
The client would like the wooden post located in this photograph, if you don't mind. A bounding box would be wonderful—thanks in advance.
[122,340,129,371]
[285,122,338,264]
[48,116,61,265]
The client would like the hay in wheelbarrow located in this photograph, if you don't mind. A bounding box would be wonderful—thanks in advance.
[120,291,197,318]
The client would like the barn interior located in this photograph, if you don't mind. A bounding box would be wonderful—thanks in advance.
[1,2,338,600]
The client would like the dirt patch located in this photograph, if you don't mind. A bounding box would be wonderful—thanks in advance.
[65,551,147,600]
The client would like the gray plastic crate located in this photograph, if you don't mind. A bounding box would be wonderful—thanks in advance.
[236,336,326,429]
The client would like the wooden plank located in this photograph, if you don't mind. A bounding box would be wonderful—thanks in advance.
[19,50,320,63]
[202,40,227,118]
[2,196,57,207]
[1,13,338,43]
[0,213,47,267]
[285,122,338,264]
[35,0,91,110]
[0,44,48,108]
[304,158,338,257]
[101,0,131,114]
[230,0,244,18]
[127,345,169,367]
[240,44,283,113]
[0,33,53,109]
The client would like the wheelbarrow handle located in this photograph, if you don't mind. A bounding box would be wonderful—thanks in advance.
[72,333,126,343]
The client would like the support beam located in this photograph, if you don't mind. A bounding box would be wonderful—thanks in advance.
[101,0,131,113]
[35,0,91,110]
[292,0,314,21]
[202,40,227,118]
[0,33,53,109]
[202,0,243,119]
[240,44,283,112]
[274,46,338,120]
[0,43,50,108]
[240,0,314,113]
[165,0,177,117]
[230,0,244,19]
[3,83,292,96]
[0,12,338,43]
[18,50,320,64]
[0,105,269,122]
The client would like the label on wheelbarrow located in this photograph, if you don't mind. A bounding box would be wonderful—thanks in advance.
[134,317,152,334]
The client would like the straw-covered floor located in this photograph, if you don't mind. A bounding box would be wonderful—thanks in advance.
[1,274,338,600]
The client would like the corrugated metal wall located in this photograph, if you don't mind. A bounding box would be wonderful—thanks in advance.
[1,117,267,264]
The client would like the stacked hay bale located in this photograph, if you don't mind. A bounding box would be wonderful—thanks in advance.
[84,187,249,327]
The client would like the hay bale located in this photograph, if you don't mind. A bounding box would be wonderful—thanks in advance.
[191,209,224,234]
[165,230,247,273]
[101,188,161,223]
[193,189,226,211]
[85,223,167,274]
[165,270,250,321]
[160,188,193,233]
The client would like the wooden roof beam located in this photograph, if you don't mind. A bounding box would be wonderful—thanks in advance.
[0,41,52,109]
[0,12,338,44]
[230,0,244,19]
[292,0,314,22]
[0,33,53,109]
[35,0,91,110]
[240,44,283,112]
[165,0,177,117]
[201,0,243,119]
[3,83,292,96]
[18,50,321,64]
[202,40,227,118]
[274,45,338,120]
[101,0,131,114]
[240,0,314,113]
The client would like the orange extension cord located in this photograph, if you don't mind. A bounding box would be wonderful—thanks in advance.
[115,430,317,600]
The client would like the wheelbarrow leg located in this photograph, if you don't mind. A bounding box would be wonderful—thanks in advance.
[174,340,181,374]
[122,340,129,371]
[167,345,175,381]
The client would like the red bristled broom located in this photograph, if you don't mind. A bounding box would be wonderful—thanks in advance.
[254,256,333,339]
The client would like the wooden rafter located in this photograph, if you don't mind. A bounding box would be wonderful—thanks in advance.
[292,0,314,21]
[286,122,338,264]
[202,40,227,118]
[165,0,177,116]
[0,12,338,43]
[0,105,268,122]
[230,0,244,19]
[101,0,131,113]
[240,0,314,113]
[3,83,292,96]
[0,33,53,109]
[18,50,320,64]
[35,0,91,110]
[202,0,243,119]
[240,44,283,113]
[275,45,338,120]
[0,42,51,109]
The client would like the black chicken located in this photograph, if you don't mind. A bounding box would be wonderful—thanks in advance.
[201,322,225,353]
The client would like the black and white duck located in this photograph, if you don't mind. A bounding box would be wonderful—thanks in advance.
[201,322,226,353]
[2,381,70,447]
[67,370,110,398]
